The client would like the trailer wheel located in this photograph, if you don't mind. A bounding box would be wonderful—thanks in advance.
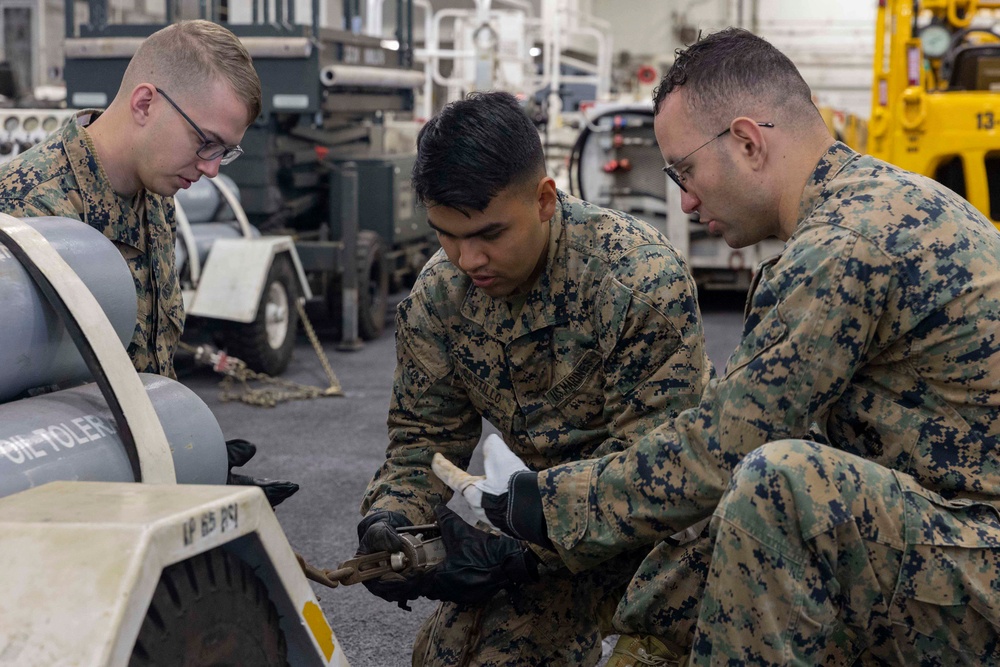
[224,254,299,376]
[328,230,389,341]
[129,549,288,667]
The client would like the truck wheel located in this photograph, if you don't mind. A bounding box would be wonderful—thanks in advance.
[129,549,288,667]
[328,230,389,341]
[224,254,299,376]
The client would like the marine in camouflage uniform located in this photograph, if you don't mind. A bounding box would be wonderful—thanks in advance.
[521,32,1000,666]
[361,189,712,666]
[0,111,183,378]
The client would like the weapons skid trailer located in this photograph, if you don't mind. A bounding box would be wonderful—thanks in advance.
[0,213,347,666]
[64,0,435,346]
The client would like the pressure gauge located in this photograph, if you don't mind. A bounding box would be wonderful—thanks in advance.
[920,23,952,59]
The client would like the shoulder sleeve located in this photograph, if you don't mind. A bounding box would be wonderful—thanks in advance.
[588,240,712,456]
[360,284,482,522]
[540,226,893,571]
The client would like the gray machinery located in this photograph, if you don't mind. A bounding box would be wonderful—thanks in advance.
[0,214,348,665]
[63,0,435,344]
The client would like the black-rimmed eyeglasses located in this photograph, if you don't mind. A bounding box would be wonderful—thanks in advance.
[663,122,774,192]
[155,87,244,166]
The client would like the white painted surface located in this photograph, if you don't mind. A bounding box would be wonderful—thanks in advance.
[0,482,345,666]
[187,237,299,323]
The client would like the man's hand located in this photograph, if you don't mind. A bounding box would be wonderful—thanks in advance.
[432,435,551,548]
[355,511,425,610]
[225,439,300,507]
[420,505,539,606]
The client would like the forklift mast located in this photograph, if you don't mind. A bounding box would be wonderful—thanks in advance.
[870,0,1000,227]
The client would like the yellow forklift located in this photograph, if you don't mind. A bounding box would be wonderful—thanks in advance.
[869,0,1000,227]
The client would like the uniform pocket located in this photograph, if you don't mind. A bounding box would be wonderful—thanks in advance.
[889,477,1000,663]
[544,349,604,430]
[724,270,788,378]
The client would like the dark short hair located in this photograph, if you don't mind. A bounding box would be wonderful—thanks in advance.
[412,91,545,215]
[652,28,814,128]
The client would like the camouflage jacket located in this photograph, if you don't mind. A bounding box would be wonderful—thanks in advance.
[361,191,712,523]
[0,112,183,378]
[539,143,1000,571]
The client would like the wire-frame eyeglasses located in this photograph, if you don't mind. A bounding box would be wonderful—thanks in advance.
[663,122,774,192]
[155,87,244,166]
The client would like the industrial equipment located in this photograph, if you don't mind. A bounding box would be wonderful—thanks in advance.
[0,213,347,666]
[174,175,312,376]
[0,125,311,378]
[61,0,436,345]
[299,524,445,589]
[869,0,1000,226]
[569,103,783,290]
[0,108,77,162]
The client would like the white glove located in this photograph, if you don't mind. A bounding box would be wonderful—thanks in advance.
[431,434,529,528]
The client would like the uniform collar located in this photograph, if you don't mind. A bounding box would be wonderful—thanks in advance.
[460,190,572,341]
[796,141,859,224]
[63,110,147,250]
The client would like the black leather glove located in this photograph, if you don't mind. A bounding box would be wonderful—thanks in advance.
[225,439,300,507]
[421,505,540,606]
[480,470,552,549]
[356,510,425,610]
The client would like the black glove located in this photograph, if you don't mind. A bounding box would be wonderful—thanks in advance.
[480,470,552,549]
[225,439,300,508]
[356,510,425,610]
[421,505,540,606]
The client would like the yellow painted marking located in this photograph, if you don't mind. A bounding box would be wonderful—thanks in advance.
[303,600,335,661]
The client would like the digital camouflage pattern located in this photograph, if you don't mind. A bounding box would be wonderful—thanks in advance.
[0,112,183,379]
[537,143,1000,662]
[361,190,712,665]
[411,548,648,667]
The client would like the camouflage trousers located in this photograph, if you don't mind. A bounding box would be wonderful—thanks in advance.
[412,549,646,667]
[690,439,1000,665]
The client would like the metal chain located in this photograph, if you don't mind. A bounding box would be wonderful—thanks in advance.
[296,299,342,392]
[179,301,343,408]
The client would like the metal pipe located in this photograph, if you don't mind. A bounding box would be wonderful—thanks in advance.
[337,163,362,350]
[412,0,434,119]
[367,0,385,36]
[88,0,108,31]
[320,64,425,88]
[65,0,75,40]
[405,0,415,68]
[495,0,532,15]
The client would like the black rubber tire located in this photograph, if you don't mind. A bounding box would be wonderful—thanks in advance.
[223,254,299,376]
[327,230,389,341]
[129,549,288,667]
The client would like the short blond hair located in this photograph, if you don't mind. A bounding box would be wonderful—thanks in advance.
[121,20,261,124]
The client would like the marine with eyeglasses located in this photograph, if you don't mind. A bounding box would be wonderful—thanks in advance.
[0,20,259,379]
